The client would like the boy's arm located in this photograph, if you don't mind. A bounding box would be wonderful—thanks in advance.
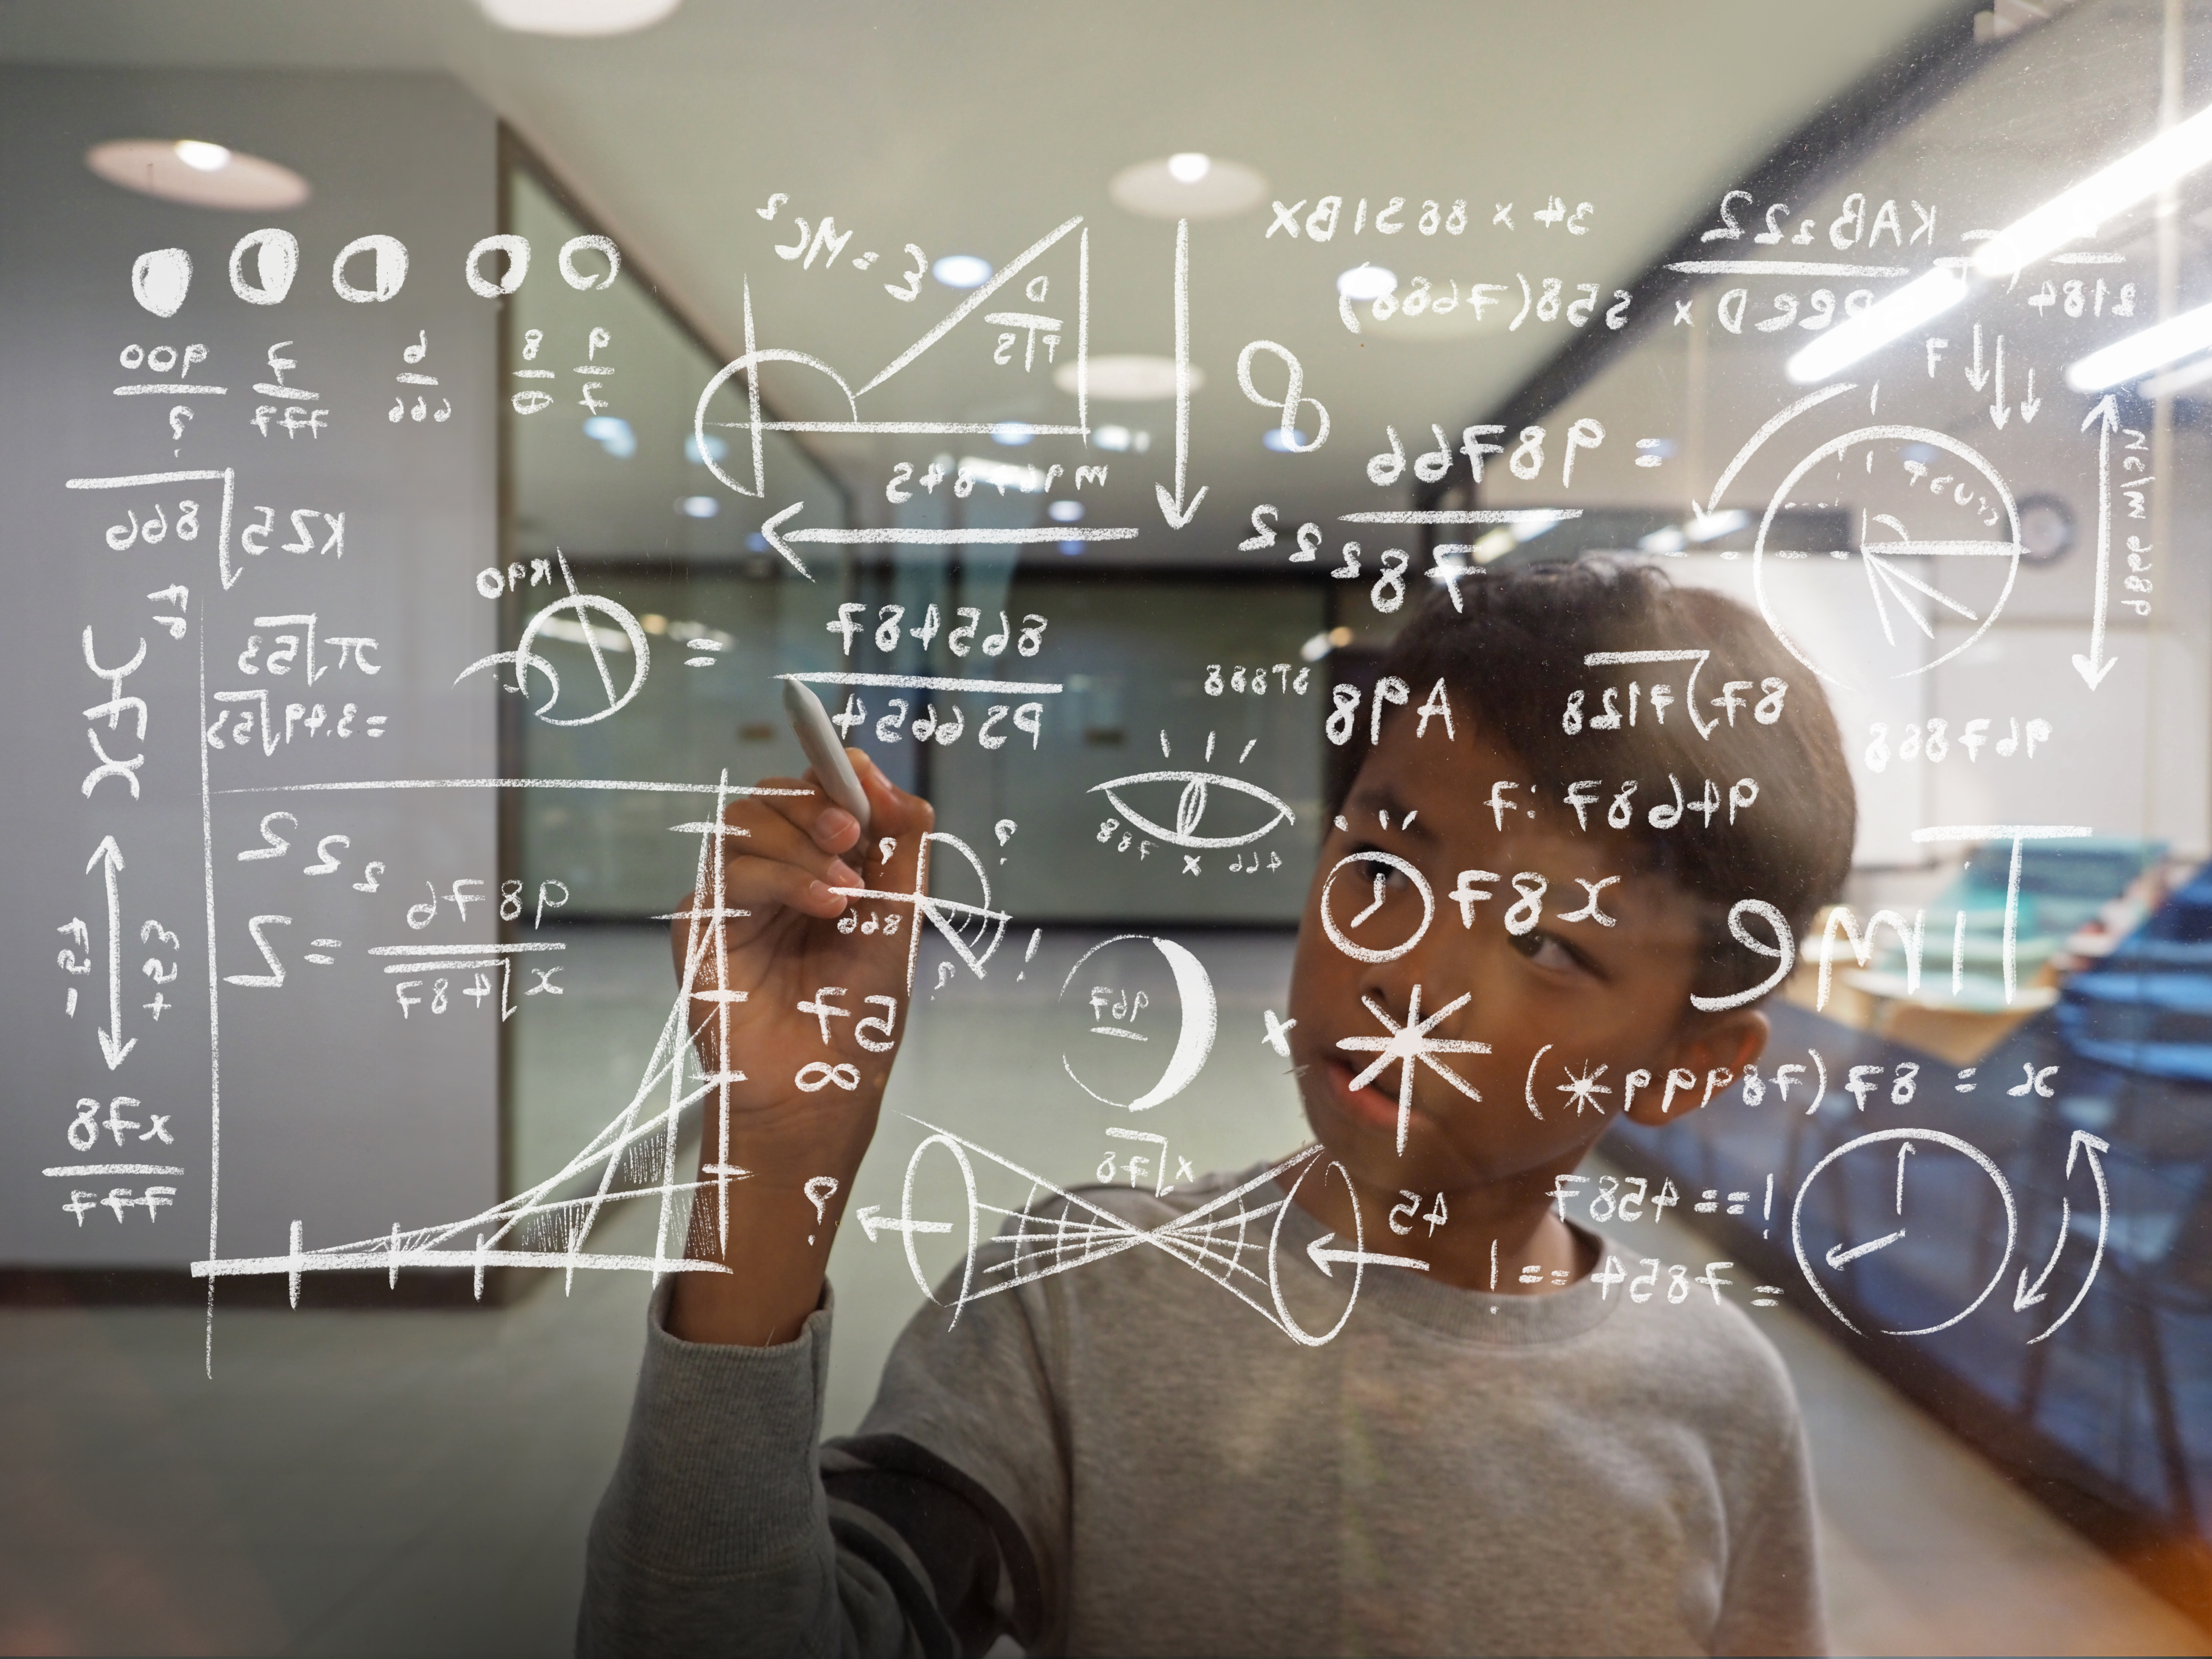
[578,1285,1048,1659]
[1711,1417,1828,1658]
[579,760,1041,1656]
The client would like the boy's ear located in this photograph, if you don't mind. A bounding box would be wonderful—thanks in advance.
[1620,1008,1770,1127]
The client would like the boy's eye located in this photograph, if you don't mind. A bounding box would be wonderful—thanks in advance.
[1511,930,1583,974]
[1345,844,1416,900]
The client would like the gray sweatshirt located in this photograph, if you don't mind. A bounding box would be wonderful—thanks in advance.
[580,1166,1825,1656]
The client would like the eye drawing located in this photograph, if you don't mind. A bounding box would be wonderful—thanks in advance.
[1089,770,1295,850]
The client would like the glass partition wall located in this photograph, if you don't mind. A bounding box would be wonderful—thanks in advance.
[8,3,2212,1652]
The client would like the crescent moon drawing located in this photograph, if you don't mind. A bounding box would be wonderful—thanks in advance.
[1059,934,1218,1112]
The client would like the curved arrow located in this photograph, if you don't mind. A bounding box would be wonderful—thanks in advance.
[1306,1231,1428,1278]
[2019,1130,2111,1344]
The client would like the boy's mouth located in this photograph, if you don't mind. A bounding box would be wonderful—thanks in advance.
[1321,1056,1407,1137]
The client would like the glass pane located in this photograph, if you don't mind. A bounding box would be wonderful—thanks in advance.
[7,5,2212,1653]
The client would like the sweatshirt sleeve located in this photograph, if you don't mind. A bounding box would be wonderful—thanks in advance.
[1711,1414,1829,1658]
[576,1281,1009,1659]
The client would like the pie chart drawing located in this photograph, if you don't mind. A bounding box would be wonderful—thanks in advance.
[1753,425,2021,690]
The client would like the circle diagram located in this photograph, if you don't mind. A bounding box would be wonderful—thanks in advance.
[1753,425,2021,687]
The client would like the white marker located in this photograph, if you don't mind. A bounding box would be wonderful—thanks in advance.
[783,678,870,833]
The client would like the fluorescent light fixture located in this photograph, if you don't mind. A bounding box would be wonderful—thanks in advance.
[2138,352,2212,399]
[86,138,309,211]
[1688,507,1749,543]
[477,0,682,34]
[1092,425,1149,452]
[677,494,719,519]
[989,422,1034,446]
[1109,154,1267,220]
[1048,499,1085,522]
[1639,525,1687,555]
[2067,297,2212,390]
[960,455,1049,492]
[1336,264,1397,301]
[1469,513,1564,564]
[1786,267,1968,382]
[933,253,992,288]
[1976,100,2212,277]
[1053,354,1201,400]
[1261,426,1314,452]
[173,139,230,172]
[583,415,636,457]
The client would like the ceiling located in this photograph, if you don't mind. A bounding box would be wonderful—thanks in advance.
[0,0,1979,549]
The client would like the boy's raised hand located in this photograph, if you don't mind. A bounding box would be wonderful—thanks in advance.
[667,749,931,1346]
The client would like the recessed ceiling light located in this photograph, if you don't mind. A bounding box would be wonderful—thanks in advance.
[933,253,992,289]
[990,422,1034,446]
[477,0,683,35]
[1262,427,1315,452]
[86,139,310,211]
[1051,355,1205,401]
[1048,499,1085,523]
[1058,538,1086,556]
[677,494,719,519]
[584,415,636,457]
[1109,154,1268,220]
[1336,265,1397,301]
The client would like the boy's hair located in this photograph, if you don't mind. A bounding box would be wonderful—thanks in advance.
[1358,557,1854,1000]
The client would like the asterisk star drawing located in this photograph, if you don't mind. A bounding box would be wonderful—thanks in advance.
[1336,984,1490,1153]
[1557,1062,1613,1116]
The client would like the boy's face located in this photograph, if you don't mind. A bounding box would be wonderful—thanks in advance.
[1286,713,1752,1205]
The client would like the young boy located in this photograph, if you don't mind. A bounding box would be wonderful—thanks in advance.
[579,559,1854,1656]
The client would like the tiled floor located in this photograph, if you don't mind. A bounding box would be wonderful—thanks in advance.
[1,926,2203,1655]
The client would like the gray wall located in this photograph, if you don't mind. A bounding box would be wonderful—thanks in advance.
[0,69,501,1269]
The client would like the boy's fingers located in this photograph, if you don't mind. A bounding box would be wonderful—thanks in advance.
[716,795,863,891]
[713,853,853,920]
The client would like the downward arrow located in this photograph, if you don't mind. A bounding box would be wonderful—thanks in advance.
[2020,366,2042,423]
[1988,335,2010,428]
[87,835,134,1069]
[2071,394,2120,690]
[1154,218,1209,530]
[1306,1231,1429,1277]
[1965,323,1991,393]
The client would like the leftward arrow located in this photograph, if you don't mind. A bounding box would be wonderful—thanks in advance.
[2018,1130,2111,1345]
[1306,1231,1429,1278]
[854,1204,954,1245]
[1825,1229,1906,1270]
[1155,218,1209,530]
[762,503,1139,583]
[87,835,134,1069]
